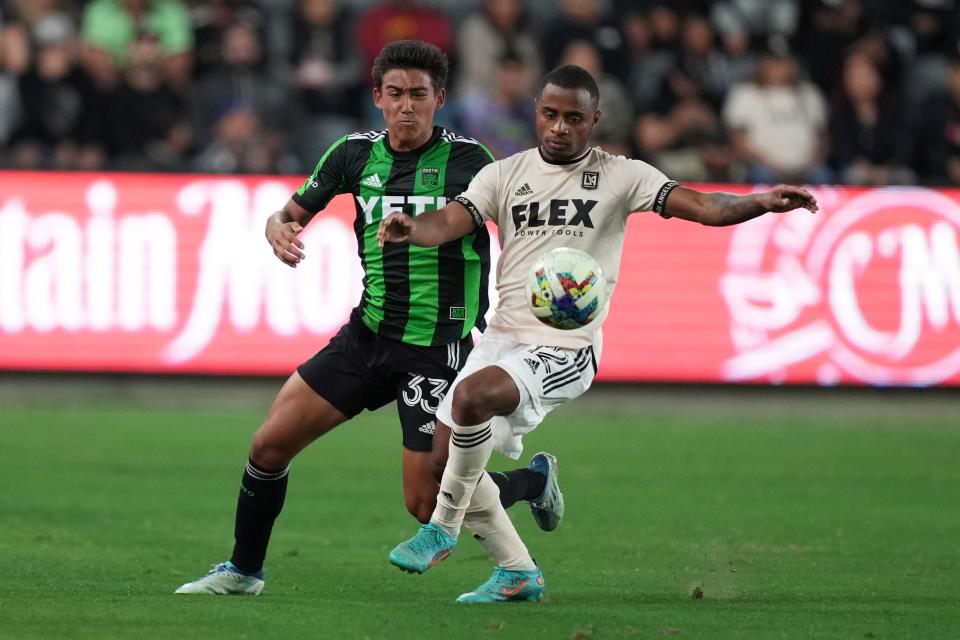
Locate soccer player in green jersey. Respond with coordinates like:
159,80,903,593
174,41,562,596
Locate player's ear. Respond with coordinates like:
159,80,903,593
372,86,383,109
593,110,602,126
435,87,446,109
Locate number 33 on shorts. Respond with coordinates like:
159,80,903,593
403,375,450,414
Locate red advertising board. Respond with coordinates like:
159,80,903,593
1,172,958,386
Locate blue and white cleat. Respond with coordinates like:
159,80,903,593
528,451,564,532
456,566,545,603
174,561,264,595
389,523,457,574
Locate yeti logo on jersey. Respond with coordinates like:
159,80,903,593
581,171,599,190
511,199,597,237
449,306,466,320
420,167,440,189
356,195,448,223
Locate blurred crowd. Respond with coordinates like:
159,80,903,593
2,0,960,185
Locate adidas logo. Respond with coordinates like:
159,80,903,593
524,357,541,374
514,182,533,197
418,420,436,435
361,174,383,188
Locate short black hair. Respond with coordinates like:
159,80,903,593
537,65,600,108
371,40,449,93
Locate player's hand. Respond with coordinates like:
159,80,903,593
761,185,819,214
265,216,305,268
378,211,415,247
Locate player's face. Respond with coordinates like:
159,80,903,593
374,68,445,151
535,84,600,162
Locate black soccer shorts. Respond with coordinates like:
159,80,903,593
297,315,472,452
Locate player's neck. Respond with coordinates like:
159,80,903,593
386,127,436,154
537,145,592,165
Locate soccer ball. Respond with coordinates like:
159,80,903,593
526,247,606,330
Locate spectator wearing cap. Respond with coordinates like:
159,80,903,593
722,38,832,183
829,51,914,184
9,12,104,169
80,0,193,91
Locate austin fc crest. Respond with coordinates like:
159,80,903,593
581,171,599,190
421,167,440,189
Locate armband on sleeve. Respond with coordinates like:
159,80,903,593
455,196,484,227
653,181,679,218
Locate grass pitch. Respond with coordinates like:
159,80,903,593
1,380,958,639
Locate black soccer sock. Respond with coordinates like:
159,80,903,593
488,469,547,509
230,458,289,575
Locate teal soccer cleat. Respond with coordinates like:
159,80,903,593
456,566,545,603
389,523,457,574
528,451,564,532
174,561,264,595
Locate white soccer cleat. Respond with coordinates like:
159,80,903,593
528,452,565,532
174,562,264,595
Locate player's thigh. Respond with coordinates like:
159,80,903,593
251,372,350,467
252,323,392,466
448,365,522,425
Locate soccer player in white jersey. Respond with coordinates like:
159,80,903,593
377,65,819,603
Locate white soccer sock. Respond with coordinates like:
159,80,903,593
431,419,494,538
465,473,536,571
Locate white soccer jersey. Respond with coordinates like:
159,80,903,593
455,146,675,349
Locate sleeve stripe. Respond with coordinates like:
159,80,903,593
653,180,679,218
454,196,484,227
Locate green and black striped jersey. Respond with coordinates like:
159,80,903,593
292,126,493,346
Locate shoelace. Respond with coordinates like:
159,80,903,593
483,567,516,590
407,526,445,555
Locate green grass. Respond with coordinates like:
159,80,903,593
1,384,958,639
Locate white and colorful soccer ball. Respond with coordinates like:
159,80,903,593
526,247,606,330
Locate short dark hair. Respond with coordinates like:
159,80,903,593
537,65,600,107
371,40,449,93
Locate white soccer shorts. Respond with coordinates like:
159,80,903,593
436,336,601,459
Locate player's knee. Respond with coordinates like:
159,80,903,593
450,382,491,426
249,427,292,471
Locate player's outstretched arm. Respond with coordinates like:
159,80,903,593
266,199,313,268
661,185,818,227
378,201,477,248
